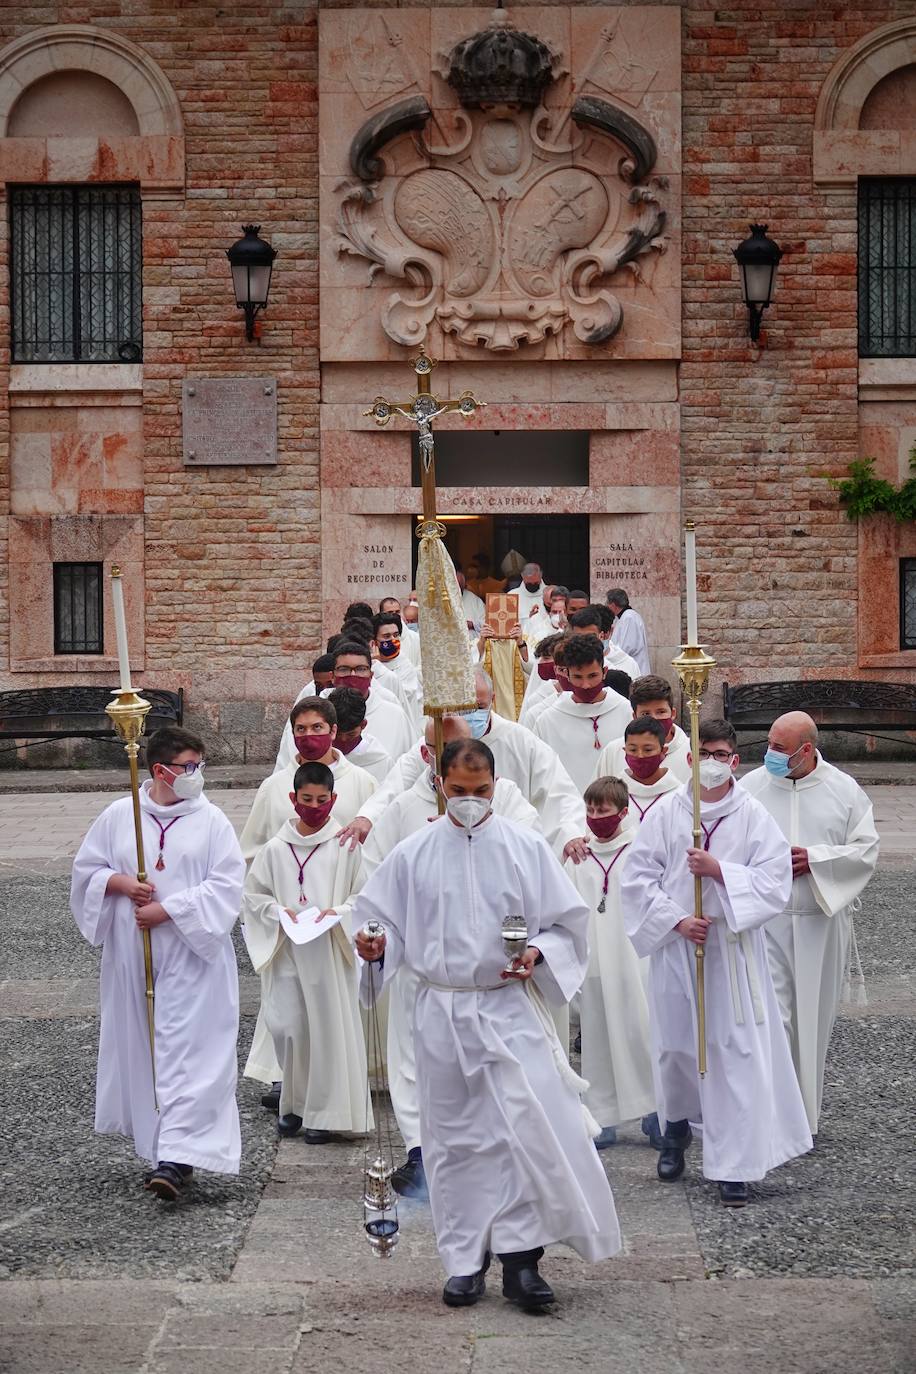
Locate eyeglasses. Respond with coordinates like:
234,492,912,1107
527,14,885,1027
162,761,206,776
334,665,371,677
698,749,733,763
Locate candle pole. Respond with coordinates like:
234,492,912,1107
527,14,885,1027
672,524,715,1078
106,568,157,1107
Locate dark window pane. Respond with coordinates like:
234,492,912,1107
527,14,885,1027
902,559,916,650
10,185,142,363
859,179,916,358
53,563,104,655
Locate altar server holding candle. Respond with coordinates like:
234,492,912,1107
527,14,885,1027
70,726,245,1200
621,717,812,1208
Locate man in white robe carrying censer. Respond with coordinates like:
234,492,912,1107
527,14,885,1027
355,739,620,1310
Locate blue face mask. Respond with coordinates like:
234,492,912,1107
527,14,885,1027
462,708,490,740
764,745,803,777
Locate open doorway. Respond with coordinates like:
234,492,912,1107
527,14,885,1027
409,428,592,593
411,513,590,595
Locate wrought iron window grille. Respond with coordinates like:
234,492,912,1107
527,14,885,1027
10,185,142,364
858,178,916,358
901,558,916,651
53,562,104,655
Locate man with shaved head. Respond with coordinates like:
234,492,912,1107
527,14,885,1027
742,711,879,1135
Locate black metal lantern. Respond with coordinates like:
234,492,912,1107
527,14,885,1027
733,224,782,343
226,225,277,342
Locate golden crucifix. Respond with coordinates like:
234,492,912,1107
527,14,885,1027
364,352,485,528
365,352,484,812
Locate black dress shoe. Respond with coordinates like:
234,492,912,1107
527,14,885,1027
391,1148,428,1199
145,1162,185,1201
657,1120,692,1182
303,1128,333,1144
277,1113,303,1137
502,1265,555,1310
442,1252,490,1307
261,1082,281,1113
718,1180,749,1208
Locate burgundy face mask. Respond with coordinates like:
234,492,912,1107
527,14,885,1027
537,662,556,681
555,672,572,692
294,798,335,828
336,733,361,755
586,813,623,841
335,673,371,698
639,713,674,740
625,752,663,780
572,682,604,704
294,731,333,762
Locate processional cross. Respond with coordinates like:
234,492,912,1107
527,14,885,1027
365,352,486,813
364,353,485,530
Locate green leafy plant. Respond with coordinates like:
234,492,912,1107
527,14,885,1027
829,445,916,522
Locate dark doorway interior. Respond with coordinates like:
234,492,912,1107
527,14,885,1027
493,514,590,595
411,430,589,487
410,513,590,597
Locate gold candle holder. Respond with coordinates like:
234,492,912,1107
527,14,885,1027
672,643,717,1078
106,687,157,1107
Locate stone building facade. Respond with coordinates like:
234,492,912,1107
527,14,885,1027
0,1,913,763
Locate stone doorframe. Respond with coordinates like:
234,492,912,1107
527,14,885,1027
319,387,683,676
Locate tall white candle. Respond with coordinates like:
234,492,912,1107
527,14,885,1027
110,567,132,691
685,523,699,646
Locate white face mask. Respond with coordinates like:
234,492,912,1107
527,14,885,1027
445,795,491,830
698,758,733,790
163,766,205,800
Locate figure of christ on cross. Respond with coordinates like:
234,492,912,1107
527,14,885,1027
365,353,485,798
365,352,484,527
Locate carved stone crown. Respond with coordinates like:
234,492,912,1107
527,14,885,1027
446,16,555,110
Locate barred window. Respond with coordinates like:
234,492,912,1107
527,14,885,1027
902,559,916,651
10,185,142,364
858,179,916,358
53,563,104,655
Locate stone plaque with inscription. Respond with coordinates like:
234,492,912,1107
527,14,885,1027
182,378,277,466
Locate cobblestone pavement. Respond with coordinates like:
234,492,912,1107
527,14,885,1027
0,785,913,1372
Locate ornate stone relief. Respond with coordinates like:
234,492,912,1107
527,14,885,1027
336,14,667,353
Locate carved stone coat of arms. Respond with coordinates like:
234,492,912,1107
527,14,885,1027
335,13,669,353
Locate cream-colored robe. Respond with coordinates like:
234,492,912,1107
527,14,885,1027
741,757,879,1132
243,817,368,1131
564,820,655,1126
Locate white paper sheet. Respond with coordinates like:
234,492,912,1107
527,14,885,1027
278,903,342,946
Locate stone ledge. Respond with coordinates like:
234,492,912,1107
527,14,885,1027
9,363,143,400
859,358,916,401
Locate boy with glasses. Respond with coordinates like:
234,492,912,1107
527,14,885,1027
621,718,812,1208
70,727,245,1201
275,641,414,774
